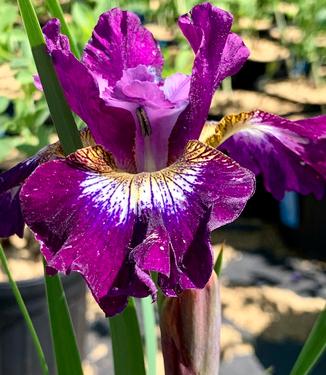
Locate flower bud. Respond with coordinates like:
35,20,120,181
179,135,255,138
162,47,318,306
160,273,221,375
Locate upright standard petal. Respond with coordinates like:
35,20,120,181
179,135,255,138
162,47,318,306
82,8,163,87
169,3,249,161
205,111,326,199
107,67,190,171
42,19,136,171
21,142,254,315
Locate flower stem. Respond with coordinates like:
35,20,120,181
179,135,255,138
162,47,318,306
0,244,49,375
141,296,157,375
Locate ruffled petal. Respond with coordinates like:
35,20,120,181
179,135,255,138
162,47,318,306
21,141,254,314
0,188,25,238
0,157,39,195
43,19,70,53
0,131,93,238
112,65,171,109
82,8,163,87
42,19,136,171
169,3,249,161
106,67,190,171
21,147,138,315
0,142,62,238
205,111,326,199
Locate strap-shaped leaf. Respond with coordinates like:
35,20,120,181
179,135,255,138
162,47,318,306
109,299,146,375
0,244,49,375
141,296,157,375
17,1,83,374
17,0,82,155
290,307,326,375
44,267,83,375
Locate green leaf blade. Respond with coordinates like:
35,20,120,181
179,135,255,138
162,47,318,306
141,296,157,375
0,245,49,375
17,0,44,47
109,298,146,375
44,269,83,375
17,0,82,155
290,307,326,375
17,1,84,374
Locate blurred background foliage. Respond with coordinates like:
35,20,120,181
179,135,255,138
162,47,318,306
0,0,325,164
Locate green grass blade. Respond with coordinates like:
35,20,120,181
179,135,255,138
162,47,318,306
214,244,224,277
0,245,49,375
45,0,80,58
141,296,157,375
17,0,82,155
44,263,83,375
109,298,146,375
17,0,44,47
290,306,326,375
17,1,83,373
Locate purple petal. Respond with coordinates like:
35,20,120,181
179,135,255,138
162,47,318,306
163,73,191,103
0,157,38,238
41,19,137,171
0,157,39,195
54,53,136,171
169,3,249,161
21,150,138,315
0,142,63,238
112,65,172,109
0,188,25,238
106,68,190,171
21,141,254,314
82,8,163,87
43,19,70,53
215,111,326,199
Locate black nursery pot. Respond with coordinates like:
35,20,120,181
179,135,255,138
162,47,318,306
0,272,86,375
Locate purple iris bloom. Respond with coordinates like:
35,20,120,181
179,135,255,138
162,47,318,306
0,143,63,238
1,3,325,316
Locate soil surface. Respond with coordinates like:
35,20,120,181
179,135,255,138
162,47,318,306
263,79,326,105
209,89,303,117
269,26,304,44
1,220,325,375
243,38,290,63
0,64,22,100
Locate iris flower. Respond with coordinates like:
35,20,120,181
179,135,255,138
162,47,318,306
1,3,325,315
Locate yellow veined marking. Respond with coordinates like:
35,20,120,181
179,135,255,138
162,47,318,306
204,111,254,147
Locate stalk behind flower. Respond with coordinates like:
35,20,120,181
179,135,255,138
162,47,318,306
160,273,221,375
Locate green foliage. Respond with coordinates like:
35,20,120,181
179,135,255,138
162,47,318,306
290,307,326,375
44,271,83,375
141,297,157,375
109,299,146,375
0,244,49,375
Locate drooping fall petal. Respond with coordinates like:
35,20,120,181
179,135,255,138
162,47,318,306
21,141,254,315
0,143,63,238
204,111,326,199
0,157,38,237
